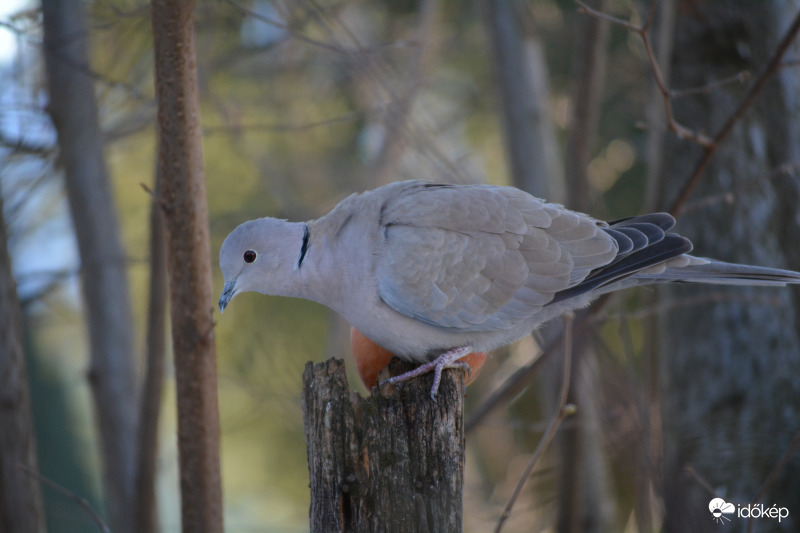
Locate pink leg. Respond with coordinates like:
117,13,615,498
381,346,473,400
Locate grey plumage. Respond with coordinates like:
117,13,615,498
218,180,800,391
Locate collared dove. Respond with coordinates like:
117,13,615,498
218,180,800,398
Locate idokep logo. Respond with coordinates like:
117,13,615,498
709,498,735,524
709,497,790,525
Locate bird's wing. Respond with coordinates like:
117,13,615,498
548,214,693,303
374,182,620,331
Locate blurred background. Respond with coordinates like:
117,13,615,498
2,0,800,532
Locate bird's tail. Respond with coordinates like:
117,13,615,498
635,257,800,286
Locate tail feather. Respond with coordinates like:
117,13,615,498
635,258,800,286
547,210,800,306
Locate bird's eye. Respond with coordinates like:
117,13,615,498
243,250,257,263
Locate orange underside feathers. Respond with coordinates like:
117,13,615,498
350,326,487,390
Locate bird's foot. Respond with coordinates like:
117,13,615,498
380,346,473,400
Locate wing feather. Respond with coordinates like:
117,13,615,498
548,215,691,304
375,182,618,331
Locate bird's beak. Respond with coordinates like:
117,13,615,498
219,280,238,313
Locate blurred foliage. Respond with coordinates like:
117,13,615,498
0,0,675,531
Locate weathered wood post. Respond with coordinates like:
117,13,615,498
302,358,466,532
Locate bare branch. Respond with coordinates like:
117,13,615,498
671,70,751,98
683,466,720,497
576,1,638,31
466,294,610,435
494,313,577,533
576,1,800,216
0,134,54,156
577,0,715,148
747,429,800,533
203,110,363,135
680,160,800,214
668,9,800,215
139,182,170,215
640,0,659,33
297,0,471,184
222,0,347,54
20,465,110,533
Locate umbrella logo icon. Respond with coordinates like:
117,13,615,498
709,498,736,524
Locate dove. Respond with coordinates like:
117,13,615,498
218,180,800,399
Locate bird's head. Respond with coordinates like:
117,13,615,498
218,217,302,313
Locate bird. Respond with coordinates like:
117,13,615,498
218,180,800,399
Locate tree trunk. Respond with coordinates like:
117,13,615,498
564,0,609,214
560,3,614,530
135,166,168,533
151,1,224,531
482,0,564,202
41,2,138,531
659,3,800,532
0,193,46,533
303,358,465,532
555,341,614,533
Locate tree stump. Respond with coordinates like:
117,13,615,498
302,358,466,533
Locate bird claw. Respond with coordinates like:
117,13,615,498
380,346,473,400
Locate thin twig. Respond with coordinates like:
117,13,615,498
203,110,363,135
19,465,111,533
747,429,800,533
466,294,609,435
303,0,470,183
671,71,751,98
578,0,800,214
494,313,578,533
576,1,638,31
576,0,714,148
140,182,170,214
223,0,347,54
680,159,800,214
683,465,719,497
668,9,800,216
0,131,54,156
640,0,658,33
